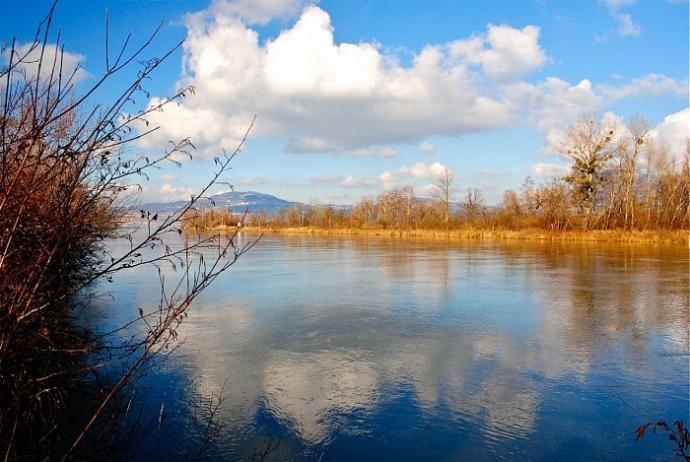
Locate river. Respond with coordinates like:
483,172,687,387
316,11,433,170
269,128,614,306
88,233,689,461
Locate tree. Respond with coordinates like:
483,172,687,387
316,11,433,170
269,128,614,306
599,115,651,229
377,186,415,229
0,6,256,459
496,189,523,229
350,196,375,228
618,115,651,229
460,187,485,225
555,113,621,229
431,167,458,223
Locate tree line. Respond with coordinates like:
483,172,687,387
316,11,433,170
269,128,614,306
188,113,689,234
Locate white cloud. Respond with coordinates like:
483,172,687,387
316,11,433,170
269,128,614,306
1,43,90,85
419,142,437,156
506,74,686,154
600,0,641,37
397,162,449,180
340,175,376,187
449,24,548,81
263,6,382,97
378,171,396,190
508,78,603,147
652,108,690,160
205,0,313,25
135,3,683,164
140,183,198,203
138,6,541,156
615,13,641,37
530,163,570,178
598,73,688,100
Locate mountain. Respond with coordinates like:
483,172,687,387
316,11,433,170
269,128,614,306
140,191,299,215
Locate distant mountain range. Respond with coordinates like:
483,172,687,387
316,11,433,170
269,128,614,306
140,191,300,215
139,190,471,216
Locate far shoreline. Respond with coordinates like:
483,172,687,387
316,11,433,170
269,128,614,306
187,225,690,245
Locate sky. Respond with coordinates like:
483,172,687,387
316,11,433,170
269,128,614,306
2,0,688,205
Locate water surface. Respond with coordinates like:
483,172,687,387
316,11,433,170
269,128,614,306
92,234,689,461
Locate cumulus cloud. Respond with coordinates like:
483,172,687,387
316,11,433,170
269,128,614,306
140,183,198,203
134,1,683,164
397,162,448,180
505,73,686,152
375,162,452,193
378,171,396,190
598,73,688,100
652,108,690,160
508,78,603,147
449,24,547,81
206,0,314,25
137,5,549,156
1,43,90,85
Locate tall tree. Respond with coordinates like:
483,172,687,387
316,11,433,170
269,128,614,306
431,167,458,223
616,115,651,229
554,113,621,229
460,187,485,224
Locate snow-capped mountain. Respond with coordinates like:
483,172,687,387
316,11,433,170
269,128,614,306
140,191,298,215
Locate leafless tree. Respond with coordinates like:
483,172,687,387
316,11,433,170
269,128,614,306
431,167,458,223
460,187,485,225
0,5,258,460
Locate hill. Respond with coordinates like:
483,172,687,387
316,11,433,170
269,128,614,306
140,191,299,215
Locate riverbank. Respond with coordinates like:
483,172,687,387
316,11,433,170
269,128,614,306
193,225,689,244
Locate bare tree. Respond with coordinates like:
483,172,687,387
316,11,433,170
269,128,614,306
460,187,485,225
601,115,652,229
350,196,375,228
431,167,458,223
0,6,258,460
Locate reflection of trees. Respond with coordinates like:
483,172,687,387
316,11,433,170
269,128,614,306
504,242,689,358
124,236,688,456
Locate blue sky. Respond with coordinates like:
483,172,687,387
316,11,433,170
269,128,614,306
2,0,688,205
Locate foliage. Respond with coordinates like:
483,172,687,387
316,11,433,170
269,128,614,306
1,5,257,460
555,113,619,228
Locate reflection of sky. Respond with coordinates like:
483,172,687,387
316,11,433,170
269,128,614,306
99,235,690,460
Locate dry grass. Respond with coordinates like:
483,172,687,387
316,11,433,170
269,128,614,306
222,226,689,244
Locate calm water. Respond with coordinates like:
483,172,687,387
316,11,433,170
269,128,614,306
90,234,689,461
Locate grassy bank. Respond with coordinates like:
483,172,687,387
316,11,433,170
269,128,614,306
195,225,689,244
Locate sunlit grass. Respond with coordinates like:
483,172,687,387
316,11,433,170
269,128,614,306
224,225,689,244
